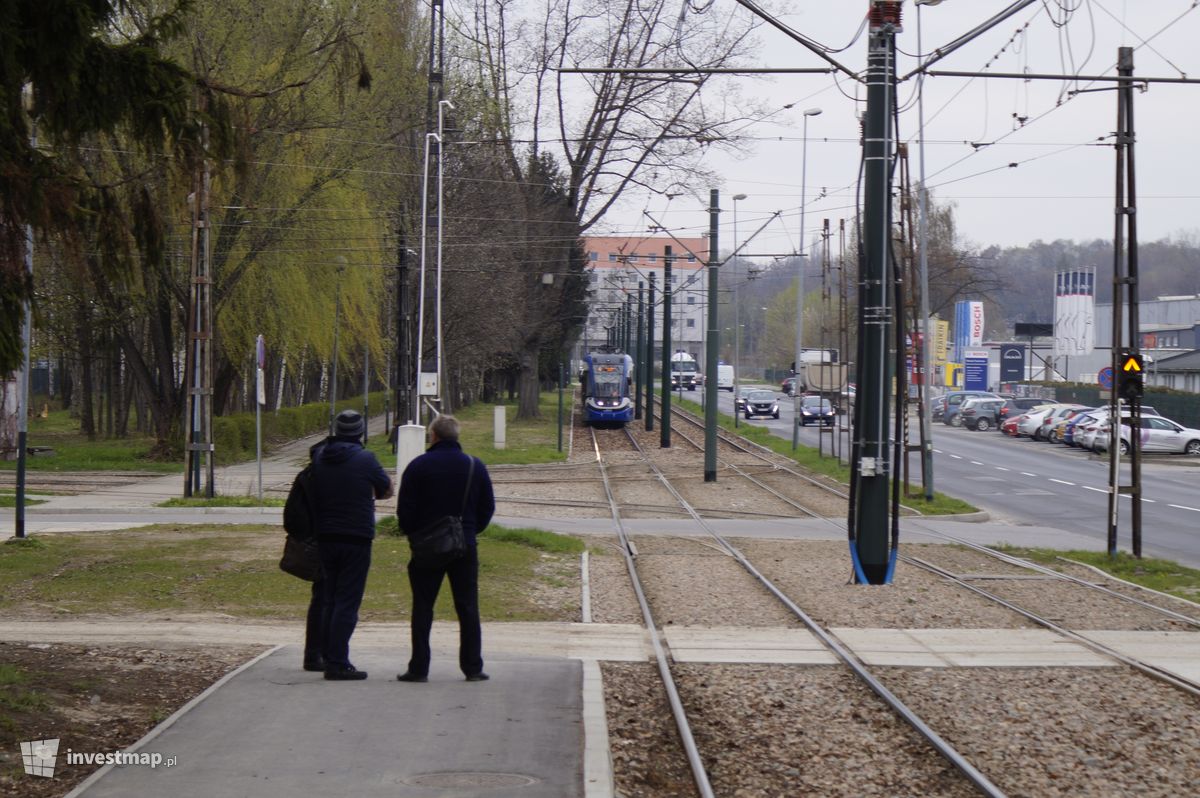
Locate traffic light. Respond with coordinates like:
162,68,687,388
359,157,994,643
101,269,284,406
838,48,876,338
1117,349,1145,401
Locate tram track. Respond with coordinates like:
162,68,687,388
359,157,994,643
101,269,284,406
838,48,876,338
591,424,1006,798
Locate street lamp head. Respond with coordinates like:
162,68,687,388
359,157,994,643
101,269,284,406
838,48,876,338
732,193,747,201
439,99,455,110
803,107,823,117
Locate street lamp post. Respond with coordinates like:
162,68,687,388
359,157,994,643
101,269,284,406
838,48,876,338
732,193,746,427
329,255,347,433
915,0,941,501
794,107,822,449
435,99,453,401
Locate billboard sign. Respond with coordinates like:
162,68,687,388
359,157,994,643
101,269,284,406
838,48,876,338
1053,268,1095,356
953,301,985,363
963,349,989,391
999,344,1025,382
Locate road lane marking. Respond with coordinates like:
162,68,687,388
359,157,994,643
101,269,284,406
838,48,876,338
1169,504,1200,513
970,461,984,466
994,466,1010,472
949,454,963,459
1021,472,1037,477
1049,478,1075,486
1082,486,1108,493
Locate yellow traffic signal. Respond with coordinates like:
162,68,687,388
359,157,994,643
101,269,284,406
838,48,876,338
1122,354,1143,373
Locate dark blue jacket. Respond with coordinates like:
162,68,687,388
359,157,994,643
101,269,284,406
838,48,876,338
310,438,392,540
397,440,494,546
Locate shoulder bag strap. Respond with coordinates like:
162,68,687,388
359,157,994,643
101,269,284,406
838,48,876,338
460,455,475,515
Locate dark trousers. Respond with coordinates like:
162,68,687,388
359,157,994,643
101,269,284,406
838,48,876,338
406,547,482,677
304,578,325,664
318,539,372,669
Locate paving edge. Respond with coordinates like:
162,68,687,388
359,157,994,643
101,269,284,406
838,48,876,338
915,510,991,523
61,644,283,798
582,659,614,798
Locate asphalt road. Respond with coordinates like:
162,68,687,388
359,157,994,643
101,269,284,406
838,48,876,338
702,384,1200,568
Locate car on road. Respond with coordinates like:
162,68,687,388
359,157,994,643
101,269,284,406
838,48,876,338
1094,415,1200,455
743,390,781,419
958,397,1007,431
781,376,799,396
734,386,756,414
798,395,835,426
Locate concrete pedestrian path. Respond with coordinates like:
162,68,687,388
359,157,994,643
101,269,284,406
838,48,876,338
67,646,590,798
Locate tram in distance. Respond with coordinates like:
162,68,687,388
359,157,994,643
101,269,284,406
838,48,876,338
581,352,635,426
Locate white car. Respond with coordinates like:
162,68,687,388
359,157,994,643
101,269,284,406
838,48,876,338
1016,406,1062,439
1096,416,1200,456
1079,406,1161,452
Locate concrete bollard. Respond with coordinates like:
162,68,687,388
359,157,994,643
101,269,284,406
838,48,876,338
395,424,426,486
494,406,506,449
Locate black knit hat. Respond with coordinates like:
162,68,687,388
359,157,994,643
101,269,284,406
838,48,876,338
334,409,365,439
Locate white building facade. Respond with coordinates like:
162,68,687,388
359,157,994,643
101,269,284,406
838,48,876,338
578,235,709,367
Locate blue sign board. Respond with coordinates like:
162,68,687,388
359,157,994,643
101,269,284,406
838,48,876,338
963,350,989,391
999,344,1025,382
1098,366,1114,389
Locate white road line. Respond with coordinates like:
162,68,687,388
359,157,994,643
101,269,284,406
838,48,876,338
1049,478,1075,486
932,449,943,454
1169,504,1200,513
949,454,963,460
1021,472,1037,477
995,466,1010,472
1082,486,1108,493
970,461,984,466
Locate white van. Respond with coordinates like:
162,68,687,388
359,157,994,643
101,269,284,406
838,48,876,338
716,364,734,391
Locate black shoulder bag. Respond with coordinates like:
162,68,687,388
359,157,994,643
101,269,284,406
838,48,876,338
279,464,322,581
408,457,474,569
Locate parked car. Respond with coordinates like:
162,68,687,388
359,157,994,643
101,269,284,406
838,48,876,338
1041,406,1092,443
1016,406,1060,438
1001,414,1022,436
959,397,1007,431
1000,397,1053,424
744,390,781,419
798,395,836,426
1078,406,1161,451
1095,415,1200,455
934,391,1002,425
781,376,799,396
1062,412,1100,447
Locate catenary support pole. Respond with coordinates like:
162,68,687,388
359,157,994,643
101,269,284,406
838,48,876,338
661,247,672,448
646,273,656,432
636,282,645,420
704,190,720,482
851,4,898,585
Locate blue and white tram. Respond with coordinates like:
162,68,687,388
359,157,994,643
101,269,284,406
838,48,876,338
582,352,635,426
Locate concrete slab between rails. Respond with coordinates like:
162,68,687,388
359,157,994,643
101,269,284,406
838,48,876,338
1081,630,1200,682
663,626,838,665
832,628,1115,668
0,620,650,663
68,645,586,798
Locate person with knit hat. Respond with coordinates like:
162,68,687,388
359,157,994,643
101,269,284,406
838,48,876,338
308,409,393,680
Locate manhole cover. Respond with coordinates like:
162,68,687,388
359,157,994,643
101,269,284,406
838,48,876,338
403,772,540,789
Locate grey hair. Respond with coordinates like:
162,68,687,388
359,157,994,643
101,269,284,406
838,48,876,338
429,414,460,442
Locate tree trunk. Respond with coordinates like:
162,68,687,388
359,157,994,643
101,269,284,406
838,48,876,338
516,341,541,420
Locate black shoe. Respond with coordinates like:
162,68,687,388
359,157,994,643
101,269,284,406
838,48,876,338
324,666,368,681
303,658,326,672
465,672,490,682
396,672,428,683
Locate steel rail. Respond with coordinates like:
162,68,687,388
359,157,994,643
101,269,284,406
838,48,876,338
589,426,716,798
618,426,1007,798
903,555,1200,700
908,524,1200,629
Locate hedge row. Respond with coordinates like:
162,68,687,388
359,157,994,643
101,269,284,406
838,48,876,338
213,392,389,462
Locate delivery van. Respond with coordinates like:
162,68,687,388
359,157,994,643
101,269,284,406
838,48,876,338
716,364,734,391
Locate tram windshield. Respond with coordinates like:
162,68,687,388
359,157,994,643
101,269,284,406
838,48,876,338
591,370,622,398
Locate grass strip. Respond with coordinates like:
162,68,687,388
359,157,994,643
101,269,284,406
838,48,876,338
0,523,584,623
158,497,286,508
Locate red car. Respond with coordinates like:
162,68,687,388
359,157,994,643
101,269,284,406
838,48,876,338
1001,414,1023,436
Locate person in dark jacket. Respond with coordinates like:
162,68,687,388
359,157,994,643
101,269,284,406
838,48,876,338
311,409,393,680
395,414,495,682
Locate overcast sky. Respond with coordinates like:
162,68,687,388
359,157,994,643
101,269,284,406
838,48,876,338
597,1,1200,263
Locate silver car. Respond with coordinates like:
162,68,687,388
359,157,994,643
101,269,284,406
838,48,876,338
1096,415,1200,456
